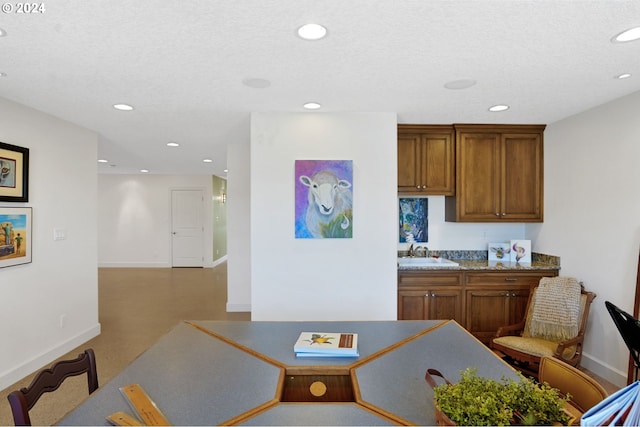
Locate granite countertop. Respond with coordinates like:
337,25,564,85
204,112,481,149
397,250,560,271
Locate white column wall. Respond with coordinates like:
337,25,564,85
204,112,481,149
250,112,398,320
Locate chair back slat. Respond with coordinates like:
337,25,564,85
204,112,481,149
7,349,98,426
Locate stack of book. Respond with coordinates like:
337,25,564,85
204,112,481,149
581,381,640,426
293,332,359,358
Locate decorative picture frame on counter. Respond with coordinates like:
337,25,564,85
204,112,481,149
0,141,30,202
488,242,511,261
0,206,33,268
510,239,532,264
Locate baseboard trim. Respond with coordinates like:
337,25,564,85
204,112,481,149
226,303,251,312
99,257,228,268
211,255,227,268
0,323,101,391
98,262,172,268
581,352,628,388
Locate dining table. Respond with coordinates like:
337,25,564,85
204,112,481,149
59,319,519,426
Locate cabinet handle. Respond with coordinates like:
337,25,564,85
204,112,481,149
505,292,510,297
502,213,506,216
416,185,421,189
425,293,430,297
495,213,500,216
422,185,427,189
431,292,436,297
511,293,516,297
504,278,517,282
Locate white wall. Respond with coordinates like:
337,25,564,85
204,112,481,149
226,136,252,312
250,112,398,320
398,196,525,251
0,97,99,390
529,90,640,386
97,174,215,267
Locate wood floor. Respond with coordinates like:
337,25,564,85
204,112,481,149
0,264,249,426
0,264,619,425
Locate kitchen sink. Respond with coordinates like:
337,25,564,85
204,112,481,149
397,257,459,267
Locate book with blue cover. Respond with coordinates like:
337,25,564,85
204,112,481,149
581,381,640,426
293,332,359,357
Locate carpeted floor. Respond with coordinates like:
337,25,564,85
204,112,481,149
0,264,250,426
0,264,619,426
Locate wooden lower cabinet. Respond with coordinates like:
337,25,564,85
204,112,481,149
398,271,463,324
398,269,558,344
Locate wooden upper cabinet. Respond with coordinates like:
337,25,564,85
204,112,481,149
445,124,545,222
398,125,454,195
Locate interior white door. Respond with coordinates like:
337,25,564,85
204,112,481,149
171,189,204,267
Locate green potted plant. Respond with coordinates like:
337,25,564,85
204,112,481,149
430,368,571,426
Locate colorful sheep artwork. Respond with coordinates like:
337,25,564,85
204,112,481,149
295,160,353,239
399,198,428,243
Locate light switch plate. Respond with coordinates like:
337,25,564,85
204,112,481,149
53,228,66,241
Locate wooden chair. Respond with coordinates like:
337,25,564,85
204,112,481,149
538,356,608,421
605,300,640,383
491,283,596,378
7,349,98,426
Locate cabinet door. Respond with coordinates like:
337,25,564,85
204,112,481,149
398,125,454,195
454,131,501,221
398,289,429,320
465,289,510,344
398,133,421,193
420,133,454,195
508,288,531,325
428,289,463,323
501,133,543,221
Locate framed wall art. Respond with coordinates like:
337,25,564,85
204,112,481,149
399,197,428,243
0,141,30,202
295,160,353,239
0,207,32,268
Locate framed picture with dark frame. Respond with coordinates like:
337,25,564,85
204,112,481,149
0,207,32,268
0,141,30,202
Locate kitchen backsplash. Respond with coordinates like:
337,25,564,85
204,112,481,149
398,249,560,266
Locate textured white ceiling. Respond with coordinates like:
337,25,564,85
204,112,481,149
1,0,639,176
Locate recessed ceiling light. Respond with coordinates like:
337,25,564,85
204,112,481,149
297,23,327,40
223,169,228,173
303,102,322,110
140,169,149,173
444,79,477,90
616,73,632,79
242,78,271,88
98,159,109,163
489,104,510,112
167,142,180,147
203,158,213,163
113,103,134,111
612,26,640,43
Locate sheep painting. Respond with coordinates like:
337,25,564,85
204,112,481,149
295,160,353,239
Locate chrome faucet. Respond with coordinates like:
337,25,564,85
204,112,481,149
409,244,428,258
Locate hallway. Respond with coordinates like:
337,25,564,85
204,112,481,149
0,264,249,426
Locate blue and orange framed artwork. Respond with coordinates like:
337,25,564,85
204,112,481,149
0,207,32,268
295,160,353,239
399,197,427,243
